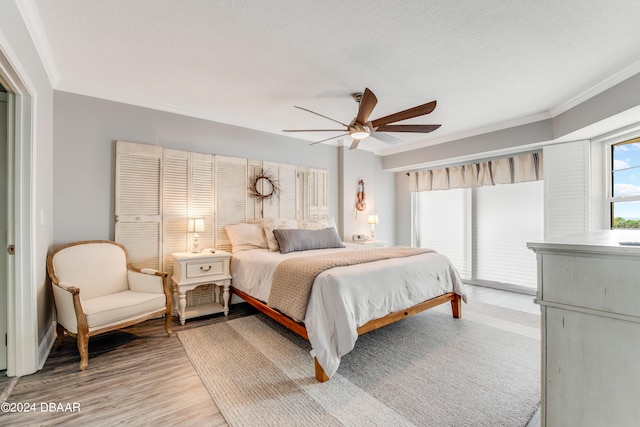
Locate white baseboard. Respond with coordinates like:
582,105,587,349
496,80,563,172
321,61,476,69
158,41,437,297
37,321,57,371
464,279,537,296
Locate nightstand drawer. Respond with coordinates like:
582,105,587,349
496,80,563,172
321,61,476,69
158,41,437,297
186,260,225,278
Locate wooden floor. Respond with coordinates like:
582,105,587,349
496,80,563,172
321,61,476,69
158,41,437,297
0,285,539,426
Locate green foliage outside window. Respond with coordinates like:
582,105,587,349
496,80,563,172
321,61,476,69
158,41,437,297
613,217,640,229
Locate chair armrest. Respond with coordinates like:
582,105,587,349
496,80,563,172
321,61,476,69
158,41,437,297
128,269,166,294
129,265,168,278
51,281,85,334
56,281,80,294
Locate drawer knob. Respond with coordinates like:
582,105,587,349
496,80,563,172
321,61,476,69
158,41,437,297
200,265,212,272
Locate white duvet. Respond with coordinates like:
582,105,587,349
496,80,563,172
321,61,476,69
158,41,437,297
231,244,467,378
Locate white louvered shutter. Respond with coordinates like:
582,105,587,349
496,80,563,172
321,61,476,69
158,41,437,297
261,161,280,220
544,141,590,238
162,148,189,276
319,169,329,218
309,168,319,219
309,168,329,219
215,155,248,251
278,163,298,219
162,150,214,278
115,141,162,269
261,161,298,219
297,167,309,219
190,152,215,250
247,159,263,221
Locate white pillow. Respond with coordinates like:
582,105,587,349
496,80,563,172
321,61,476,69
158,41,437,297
261,218,298,251
298,218,337,230
225,223,268,253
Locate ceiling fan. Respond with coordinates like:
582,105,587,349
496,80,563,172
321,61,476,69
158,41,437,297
283,88,441,150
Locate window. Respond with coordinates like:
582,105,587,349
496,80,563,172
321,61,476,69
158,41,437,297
610,137,640,229
415,188,471,279
414,180,543,290
411,153,543,291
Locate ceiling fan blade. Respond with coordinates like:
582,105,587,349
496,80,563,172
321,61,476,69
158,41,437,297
370,132,405,145
371,100,437,128
349,139,361,150
283,129,345,132
294,106,349,127
355,88,378,125
309,133,350,145
376,124,441,133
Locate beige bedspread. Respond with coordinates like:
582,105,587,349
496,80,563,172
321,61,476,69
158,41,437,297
267,247,434,322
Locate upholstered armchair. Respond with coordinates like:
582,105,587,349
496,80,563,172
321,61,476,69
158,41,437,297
46,240,172,370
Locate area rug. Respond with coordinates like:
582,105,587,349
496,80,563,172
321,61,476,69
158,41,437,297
178,301,540,426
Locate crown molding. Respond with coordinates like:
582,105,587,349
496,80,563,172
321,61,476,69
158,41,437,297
550,58,640,118
56,80,231,122
377,111,551,156
17,0,60,87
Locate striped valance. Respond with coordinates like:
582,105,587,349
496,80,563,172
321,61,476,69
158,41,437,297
409,152,543,192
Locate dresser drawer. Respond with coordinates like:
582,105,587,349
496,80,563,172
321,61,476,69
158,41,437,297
541,253,640,317
186,259,225,278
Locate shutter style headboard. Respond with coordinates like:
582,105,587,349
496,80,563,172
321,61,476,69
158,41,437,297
115,140,328,273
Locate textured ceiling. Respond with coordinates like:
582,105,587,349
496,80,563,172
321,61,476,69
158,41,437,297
23,0,640,154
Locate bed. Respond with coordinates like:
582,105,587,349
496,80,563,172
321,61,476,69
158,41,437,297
226,220,468,382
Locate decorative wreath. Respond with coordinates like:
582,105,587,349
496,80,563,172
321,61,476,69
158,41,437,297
249,168,280,202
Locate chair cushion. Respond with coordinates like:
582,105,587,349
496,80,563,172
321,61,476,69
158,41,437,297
82,291,166,331
52,242,129,300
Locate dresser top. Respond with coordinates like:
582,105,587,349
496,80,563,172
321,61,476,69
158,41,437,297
528,230,640,255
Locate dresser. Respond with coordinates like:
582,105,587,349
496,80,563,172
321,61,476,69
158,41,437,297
527,231,640,427
171,251,232,325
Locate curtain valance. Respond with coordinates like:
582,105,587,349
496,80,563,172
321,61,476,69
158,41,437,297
409,152,543,192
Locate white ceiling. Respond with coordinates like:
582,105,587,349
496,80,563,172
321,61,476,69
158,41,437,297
22,0,640,154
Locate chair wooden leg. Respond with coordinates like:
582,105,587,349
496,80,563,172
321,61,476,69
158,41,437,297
77,329,89,371
55,323,65,349
164,310,173,337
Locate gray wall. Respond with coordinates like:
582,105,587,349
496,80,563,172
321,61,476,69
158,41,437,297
383,120,553,172
338,146,395,244
53,91,345,246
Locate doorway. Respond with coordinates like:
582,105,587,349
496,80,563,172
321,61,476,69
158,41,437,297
0,44,37,377
0,85,6,371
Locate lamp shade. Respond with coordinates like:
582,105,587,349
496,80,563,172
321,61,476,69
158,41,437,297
367,214,379,225
187,218,205,233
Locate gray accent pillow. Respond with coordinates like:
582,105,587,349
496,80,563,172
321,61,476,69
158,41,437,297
273,227,345,254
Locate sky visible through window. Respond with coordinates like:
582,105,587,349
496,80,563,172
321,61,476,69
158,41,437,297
612,140,640,222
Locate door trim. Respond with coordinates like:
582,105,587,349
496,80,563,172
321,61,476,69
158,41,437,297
0,38,38,376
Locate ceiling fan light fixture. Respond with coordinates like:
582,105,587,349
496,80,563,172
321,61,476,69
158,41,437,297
349,123,372,140
350,130,370,139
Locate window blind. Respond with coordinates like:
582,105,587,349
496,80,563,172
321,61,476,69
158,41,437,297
473,180,543,288
416,188,472,279
415,166,544,290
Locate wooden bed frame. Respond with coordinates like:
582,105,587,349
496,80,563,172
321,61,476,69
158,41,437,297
232,287,462,382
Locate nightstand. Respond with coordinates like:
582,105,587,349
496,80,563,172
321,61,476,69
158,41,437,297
171,251,232,325
353,240,388,247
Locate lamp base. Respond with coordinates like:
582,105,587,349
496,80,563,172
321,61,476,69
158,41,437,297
191,234,200,253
